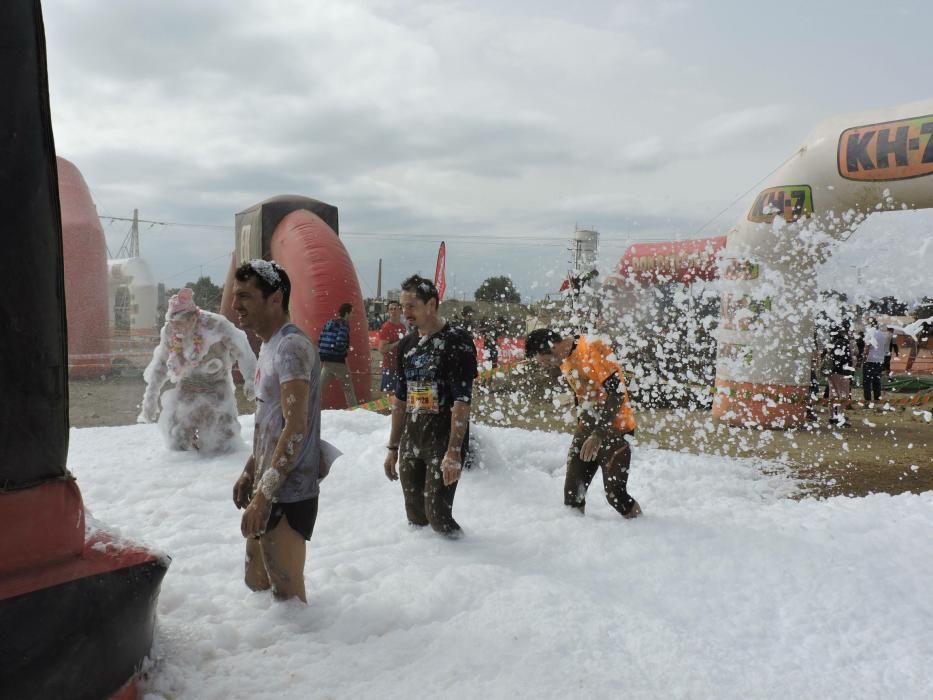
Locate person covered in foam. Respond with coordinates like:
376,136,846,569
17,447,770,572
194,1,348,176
139,287,256,453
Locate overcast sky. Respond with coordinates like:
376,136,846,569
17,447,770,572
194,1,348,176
43,0,932,302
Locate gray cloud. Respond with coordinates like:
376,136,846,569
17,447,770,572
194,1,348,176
43,0,933,300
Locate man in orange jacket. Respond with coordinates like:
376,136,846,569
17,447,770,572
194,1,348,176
525,329,642,519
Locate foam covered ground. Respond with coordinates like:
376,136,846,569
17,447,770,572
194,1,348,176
67,411,933,699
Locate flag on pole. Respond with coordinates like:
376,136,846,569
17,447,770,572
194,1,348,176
434,241,447,301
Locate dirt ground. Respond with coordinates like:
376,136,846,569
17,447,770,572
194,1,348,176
470,376,933,500
69,357,932,500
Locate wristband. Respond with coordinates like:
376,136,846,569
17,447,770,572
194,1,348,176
386,445,399,451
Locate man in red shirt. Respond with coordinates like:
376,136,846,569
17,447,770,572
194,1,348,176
378,300,408,397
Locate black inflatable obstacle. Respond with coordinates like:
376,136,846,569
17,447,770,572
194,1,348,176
0,3,169,699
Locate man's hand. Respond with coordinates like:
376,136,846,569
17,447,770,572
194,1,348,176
233,472,253,509
580,433,603,462
137,399,158,423
243,382,256,402
441,449,462,486
384,449,399,481
241,491,272,538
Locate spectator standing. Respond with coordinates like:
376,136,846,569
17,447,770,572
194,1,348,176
378,300,408,397
480,316,499,368
827,317,855,426
883,325,900,377
459,306,476,334
318,303,357,408
861,317,889,403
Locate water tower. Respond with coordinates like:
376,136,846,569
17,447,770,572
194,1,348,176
572,227,599,274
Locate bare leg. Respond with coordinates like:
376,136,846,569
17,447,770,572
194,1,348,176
244,536,271,592
260,517,308,602
338,365,358,407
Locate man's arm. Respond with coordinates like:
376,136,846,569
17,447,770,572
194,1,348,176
579,373,627,462
339,321,351,355
592,374,627,436
384,336,409,481
383,399,406,481
440,400,471,486
241,379,310,537
223,322,258,399
377,323,398,356
440,332,477,485
138,336,170,422
233,454,256,509
378,337,401,355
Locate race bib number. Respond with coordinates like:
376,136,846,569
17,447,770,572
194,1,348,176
407,381,440,414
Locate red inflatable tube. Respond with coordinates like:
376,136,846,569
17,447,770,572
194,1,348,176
58,156,111,377
220,211,372,409
270,209,371,409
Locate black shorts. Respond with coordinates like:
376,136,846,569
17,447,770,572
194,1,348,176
266,497,319,541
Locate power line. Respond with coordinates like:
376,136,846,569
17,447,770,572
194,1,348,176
161,252,234,282
96,214,684,257
96,214,571,245
99,215,229,231
687,147,804,239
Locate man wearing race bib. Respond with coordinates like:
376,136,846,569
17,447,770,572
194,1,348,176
525,328,642,520
383,275,477,536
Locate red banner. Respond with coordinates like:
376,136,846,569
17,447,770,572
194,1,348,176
434,241,447,301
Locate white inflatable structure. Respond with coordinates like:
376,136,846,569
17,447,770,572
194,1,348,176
713,98,933,428
108,257,159,333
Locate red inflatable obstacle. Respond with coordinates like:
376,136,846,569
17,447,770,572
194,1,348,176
0,481,168,700
58,156,111,377
221,195,372,409
0,4,168,698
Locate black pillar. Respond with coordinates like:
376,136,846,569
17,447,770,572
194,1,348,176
0,0,69,490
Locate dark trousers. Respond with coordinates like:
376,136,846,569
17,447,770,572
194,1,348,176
565,429,637,516
398,414,463,534
863,362,882,401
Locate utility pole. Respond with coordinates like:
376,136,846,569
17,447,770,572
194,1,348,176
376,258,383,299
116,208,141,259
130,208,140,258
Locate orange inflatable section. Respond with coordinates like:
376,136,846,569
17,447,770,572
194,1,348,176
58,157,111,377
711,379,808,429
270,209,371,409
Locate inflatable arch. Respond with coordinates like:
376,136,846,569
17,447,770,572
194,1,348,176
1,4,168,698
602,100,933,428
713,98,933,428
220,196,372,409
